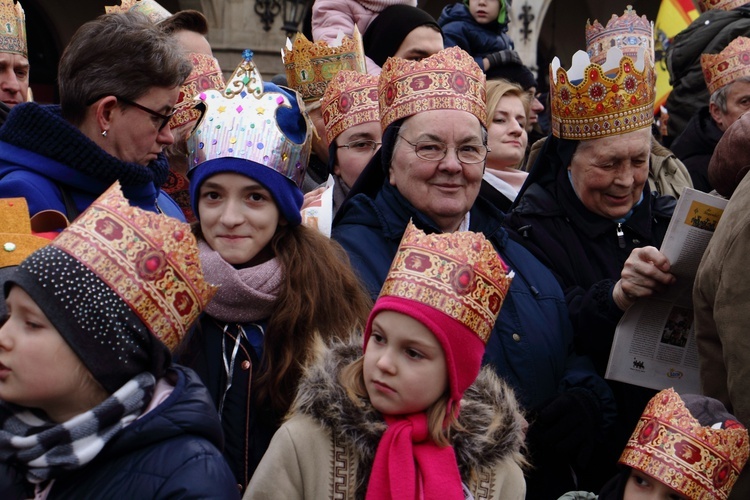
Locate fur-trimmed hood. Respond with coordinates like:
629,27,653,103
289,337,527,495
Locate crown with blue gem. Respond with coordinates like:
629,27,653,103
187,50,312,188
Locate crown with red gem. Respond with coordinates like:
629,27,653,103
169,52,225,130
701,37,750,94
50,182,217,350
549,46,655,140
0,0,26,58
698,0,749,13
321,70,379,146
282,28,366,103
379,221,513,344
105,0,171,23
378,46,486,131
585,6,653,66
620,388,749,500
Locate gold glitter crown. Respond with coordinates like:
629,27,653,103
550,46,655,140
379,221,513,344
0,198,59,268
50,183,217,350
698,0,748,12
620,388,749,500
701,37,750,94
585,6,653,66
105,0,171,23
321,70,379,145
169,52,225,130
378,46,486,131
0,0,26,58
282,28,366,103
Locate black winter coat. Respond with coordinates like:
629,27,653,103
670,106,724,193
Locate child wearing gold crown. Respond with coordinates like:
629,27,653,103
245,222,526,500
0,184,238,499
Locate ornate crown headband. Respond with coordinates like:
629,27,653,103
0,0,26,58
105,0,171,23
378,46,487,131
169,52,225,130
379,221,513,343
549,46,655,140
701,36,750,94
187,50,312,188
321,70,379,145
282,28,366,103
698,0,748,12
620,388,749,500
585,6,653,66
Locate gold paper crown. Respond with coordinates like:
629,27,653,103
282,28,366,103
585,6,654,66
169,52,225,130
698,0,748,12
188,50,312,188
550,47,655,140
105,0,171,23
378,46,487,131
379,221,513,344
50,183,217,350
701,37,750,94
620,388,749,500
321,70,379,145
0,0,26,58
0,198,61,268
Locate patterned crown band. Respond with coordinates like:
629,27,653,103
282,28,366,103
550,47,655,140
0,0,26,58
698,0,748,12
620,388,749,500
321,70,379,145
187,50,312,188
379,221,513,343
50,183,217,350
169,52,225,130
105,0,172,23
378,46,487,131
585,6,653,66
701,37,750,94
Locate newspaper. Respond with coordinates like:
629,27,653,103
605,187,728,393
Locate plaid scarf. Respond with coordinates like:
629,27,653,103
0,372,156,484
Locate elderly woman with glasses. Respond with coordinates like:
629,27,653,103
332,47,616,499
0,12,191,222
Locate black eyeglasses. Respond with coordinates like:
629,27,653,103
116,96,175,131
398,135,489,164
337,139,382,153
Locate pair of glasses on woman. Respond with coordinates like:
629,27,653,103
398,136,490,164
116,96,175,131
337,140,382,153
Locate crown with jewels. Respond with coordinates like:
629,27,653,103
0,0,26,58
701,37,750,94
105,0,171,23
620,388,749,500
169,52,225,130
50,182,217,350
379,46,486,131
585,6,653,66
282,28,366,103
0,198,63,269
549,46,655,140
321,70,379,145
379,221,513,344
698,0,749,12
187,50,312,188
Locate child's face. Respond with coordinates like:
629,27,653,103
0,287,99,422
469,0,501,25
198,172,281,266
363,310,448,416
624,470,688,500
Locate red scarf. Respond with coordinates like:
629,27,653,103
366,413,464,500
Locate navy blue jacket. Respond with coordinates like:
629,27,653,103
438,3,513,69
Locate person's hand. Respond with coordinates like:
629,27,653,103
613,246,675,310
301,186,327,211
485,49,522,69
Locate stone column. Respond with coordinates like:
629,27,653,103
508,0,552,78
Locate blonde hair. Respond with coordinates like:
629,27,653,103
485,79,531,129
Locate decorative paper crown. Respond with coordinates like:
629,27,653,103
620,388,749,500
188,50,312,188
321,70,379,145
698,0,749,12
379,221,513,343
585,6,654,66
105,0,171,23
701,37,750,94
0,0,26,58
50,182,216,350
550,47,655,140
169,52,225,130
282,28,366,103
0,198,63,268
378,46,486,131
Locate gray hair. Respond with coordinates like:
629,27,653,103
709,75,750,114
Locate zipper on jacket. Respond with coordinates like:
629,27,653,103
616,223,625,249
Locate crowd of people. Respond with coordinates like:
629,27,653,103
0,0,750,499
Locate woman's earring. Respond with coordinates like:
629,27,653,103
101,130,108,137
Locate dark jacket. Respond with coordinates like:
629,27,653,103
0,103,183,221
438,3,513,70
670,106,724,193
